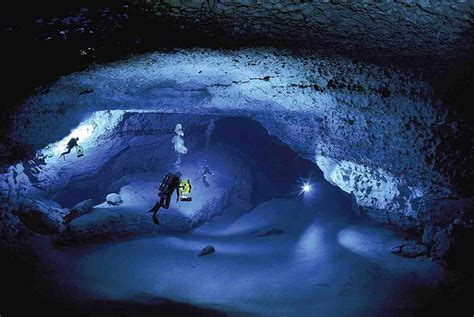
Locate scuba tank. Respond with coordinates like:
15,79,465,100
159,173,174,193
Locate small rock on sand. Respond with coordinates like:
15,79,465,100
199,245,215,257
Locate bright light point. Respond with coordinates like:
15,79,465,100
299,181,313,195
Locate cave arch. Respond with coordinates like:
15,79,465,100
7,48,457,229
44,114,325,209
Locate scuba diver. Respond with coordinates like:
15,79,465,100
198,161,213,187
60,137,82,160
172,123,188,170
147,172,182,225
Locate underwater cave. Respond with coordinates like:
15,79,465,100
1,1,473,316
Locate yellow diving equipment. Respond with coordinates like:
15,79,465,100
179,179,192,201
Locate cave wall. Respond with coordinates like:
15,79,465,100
1,110,263,240
8,48,470,229
22,111,212,201
52,112,213,206
2,1,472,172
136,0,474,66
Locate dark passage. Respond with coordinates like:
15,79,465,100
212,117,325,205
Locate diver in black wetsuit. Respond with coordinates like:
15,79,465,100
60,137,80,160
147,172,181,225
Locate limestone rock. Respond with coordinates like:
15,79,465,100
14,199,64,234
390,242,428,258
0,163,36,212
431,228,453,261
8,48,471,232
64,199,94,223
422,225,441,246
106,193,123,206
199,245,215,257
418,198,474,227
139,1,473,65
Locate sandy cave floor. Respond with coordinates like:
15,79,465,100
28,184,448,316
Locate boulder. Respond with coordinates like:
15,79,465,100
198,245,215,257
64,199,94,223
14,199,64,234
106,193,123,206
428,223,474,271
258,228,285,237
431,228,453,261
0,163,37,212
422,225,441,246
390,242,428,258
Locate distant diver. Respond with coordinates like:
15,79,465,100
147,172,182,225
198,161,213,187
59,137,83,160
172,124,188,170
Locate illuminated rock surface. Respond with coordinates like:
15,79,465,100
7,49,469,230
